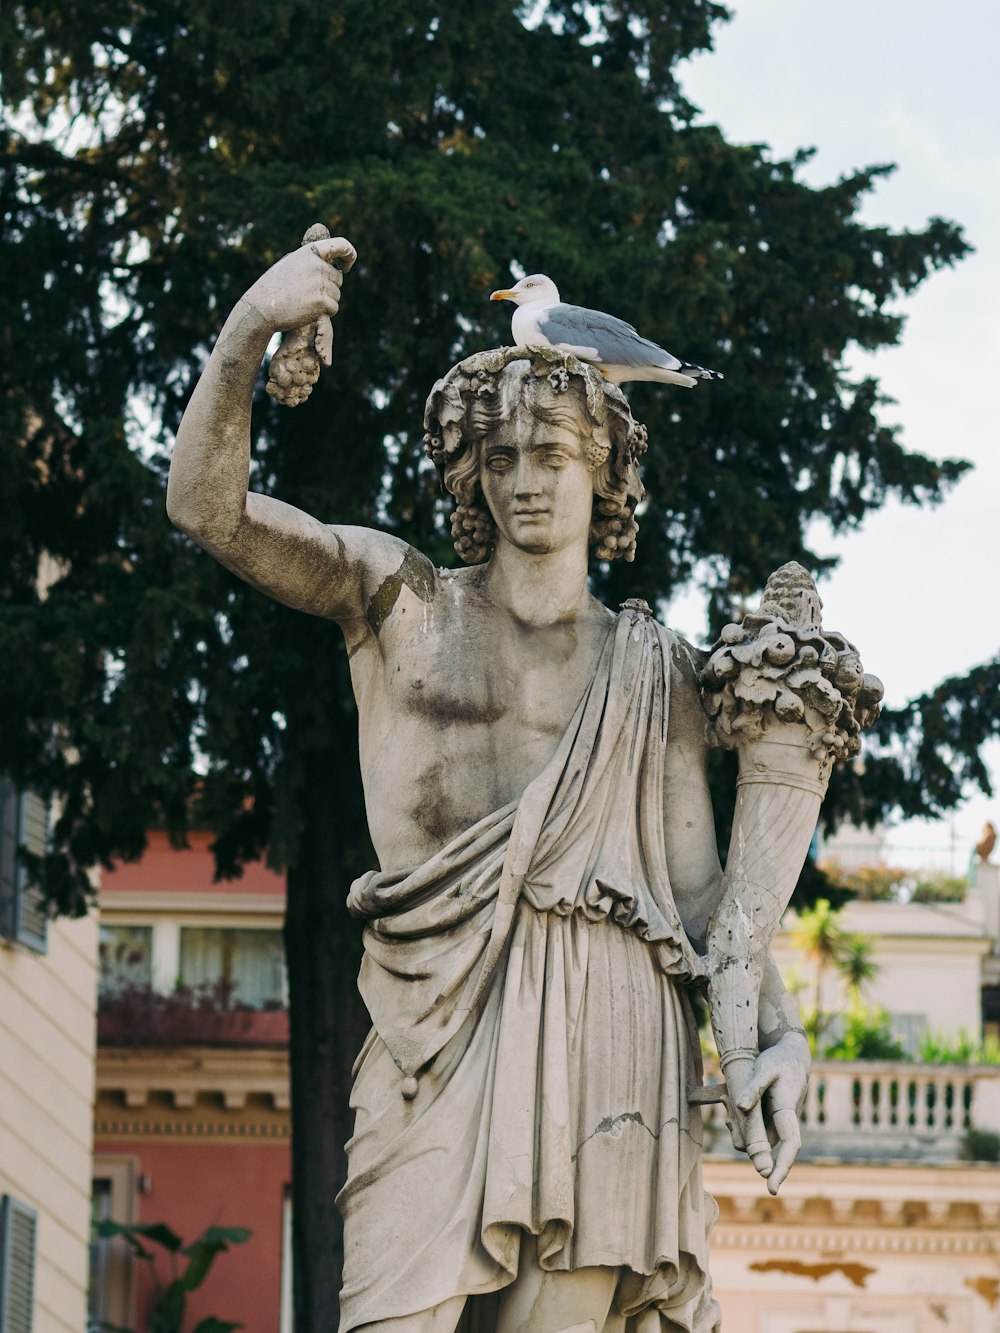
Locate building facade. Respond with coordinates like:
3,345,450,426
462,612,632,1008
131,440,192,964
93,829,291,1332
92,834,1000,1332
1,783,99,1333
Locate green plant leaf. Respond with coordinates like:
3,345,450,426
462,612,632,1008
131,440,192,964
132,1222,185,1252
180,1227,253,1291
94,1218,184,1257
151,1282,187,1333
184,1226,254,1250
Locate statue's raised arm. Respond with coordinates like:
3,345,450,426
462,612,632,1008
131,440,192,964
167,235,413,626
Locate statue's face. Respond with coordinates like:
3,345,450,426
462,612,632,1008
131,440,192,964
479,401,595,557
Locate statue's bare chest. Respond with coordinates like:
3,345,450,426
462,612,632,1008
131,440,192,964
370,578,611,741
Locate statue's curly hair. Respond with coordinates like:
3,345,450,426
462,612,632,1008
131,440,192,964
423,346,648,564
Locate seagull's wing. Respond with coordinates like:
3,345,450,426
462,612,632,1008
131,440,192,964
538,303,683,371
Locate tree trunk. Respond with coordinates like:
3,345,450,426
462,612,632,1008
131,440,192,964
285,733,369,1332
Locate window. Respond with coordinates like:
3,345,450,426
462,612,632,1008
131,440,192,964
280,1188,292,1333
98,926,153,996
0,783,48,954
87,1180,113,1331
0,1195,37,1333
87,1159,136,1331
179,927,286,1009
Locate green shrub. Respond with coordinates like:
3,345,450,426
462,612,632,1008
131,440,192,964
963,1128,1000,1163
823,1004,909,1061
918,1028,1000,1065
910,872,968,903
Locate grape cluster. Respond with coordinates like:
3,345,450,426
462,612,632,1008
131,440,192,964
266,326,322,407
450,505,497,564
591,498,639,562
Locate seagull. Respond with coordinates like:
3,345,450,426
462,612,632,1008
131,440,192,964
490,273,722,388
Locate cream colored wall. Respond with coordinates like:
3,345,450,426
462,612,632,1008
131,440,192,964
705,1160,1000,1333
0,912,99,1333
775,899,990,1038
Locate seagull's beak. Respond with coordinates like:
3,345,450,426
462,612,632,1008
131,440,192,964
490,288,517,302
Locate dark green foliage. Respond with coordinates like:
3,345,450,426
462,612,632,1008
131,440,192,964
828,656,1000,829
93,1220,250,1333
0,0,982,911
2,0,997,1321
962,1128,1000,1163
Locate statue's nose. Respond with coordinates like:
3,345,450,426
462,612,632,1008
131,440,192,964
514,461,543,496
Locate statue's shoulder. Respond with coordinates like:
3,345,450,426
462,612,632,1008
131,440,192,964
611,598,709,718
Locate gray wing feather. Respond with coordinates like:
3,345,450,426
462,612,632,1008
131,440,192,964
539,303,682,370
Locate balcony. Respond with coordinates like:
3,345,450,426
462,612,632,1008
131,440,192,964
704,1059,1000,1163
97,983,289,1048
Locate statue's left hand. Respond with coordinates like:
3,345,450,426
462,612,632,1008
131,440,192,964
728,1031,810,1195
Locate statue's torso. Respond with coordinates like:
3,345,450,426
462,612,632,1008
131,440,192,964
349,566,615,871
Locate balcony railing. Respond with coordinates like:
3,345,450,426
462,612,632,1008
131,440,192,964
703,1060,1000,1162
97,982,289,1047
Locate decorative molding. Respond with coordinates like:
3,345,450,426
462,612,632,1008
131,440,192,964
711,1224,998,1257
704,1159,1000,1239
99,890,285,917
94,1099,291,1142
711,1192,999,1232
96,1045,291,1128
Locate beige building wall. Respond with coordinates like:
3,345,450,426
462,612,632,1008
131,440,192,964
705,1160,1000,1333
775,899,991,1040
1,912,99,1333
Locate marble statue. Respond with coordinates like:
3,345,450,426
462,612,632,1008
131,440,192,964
167,236,879,1333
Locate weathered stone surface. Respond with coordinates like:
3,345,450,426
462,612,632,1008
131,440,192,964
166,240,863,1332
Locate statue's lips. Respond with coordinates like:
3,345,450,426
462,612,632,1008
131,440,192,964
514,508,549,517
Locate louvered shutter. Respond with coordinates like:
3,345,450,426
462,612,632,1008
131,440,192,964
0,784,48,954
0,1196,37,1333
14,793,48,954
0,783,19,942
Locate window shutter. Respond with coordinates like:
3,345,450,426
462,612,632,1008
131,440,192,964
0,783,19,941
0,1196,37,1333
14,793,48,954
0,783,49,954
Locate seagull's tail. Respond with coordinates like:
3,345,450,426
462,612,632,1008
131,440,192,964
678,360,724,382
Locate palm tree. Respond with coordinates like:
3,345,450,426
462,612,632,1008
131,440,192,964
791,900,883,1047
838,933,880,1004
791,899,848,1046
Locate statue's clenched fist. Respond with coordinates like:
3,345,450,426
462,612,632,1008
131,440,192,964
240,232,357,407
243,235,357,336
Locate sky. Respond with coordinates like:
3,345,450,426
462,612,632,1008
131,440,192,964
666,0,1000,870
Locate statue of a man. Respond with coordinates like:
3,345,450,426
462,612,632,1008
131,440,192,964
168,238,811,1333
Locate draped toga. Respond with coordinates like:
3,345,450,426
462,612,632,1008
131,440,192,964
337,602,722,1333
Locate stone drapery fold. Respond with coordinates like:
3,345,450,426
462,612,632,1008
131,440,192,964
348,605,705,1082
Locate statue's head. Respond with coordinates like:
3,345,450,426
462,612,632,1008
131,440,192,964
423,347,648,564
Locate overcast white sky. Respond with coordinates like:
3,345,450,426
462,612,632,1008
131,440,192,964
668,0,1000,868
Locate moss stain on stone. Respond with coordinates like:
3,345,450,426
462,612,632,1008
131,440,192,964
366,547,435,635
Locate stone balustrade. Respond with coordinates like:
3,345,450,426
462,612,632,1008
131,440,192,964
703,1060,1000,1163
